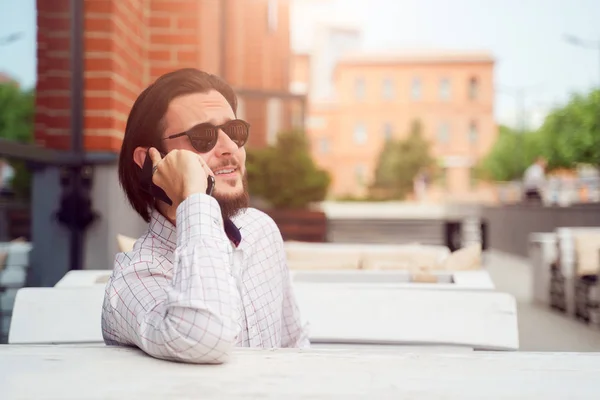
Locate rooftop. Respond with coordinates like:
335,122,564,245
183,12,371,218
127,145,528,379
337,50,495,66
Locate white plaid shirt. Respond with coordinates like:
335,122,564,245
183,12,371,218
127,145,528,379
101,193,310,363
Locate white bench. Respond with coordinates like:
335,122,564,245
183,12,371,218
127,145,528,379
0,241,32,338
54,270,111,288
9,283,518,350
8,286,105,344
291,269,495,290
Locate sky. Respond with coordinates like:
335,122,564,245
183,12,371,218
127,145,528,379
1,0,599,128
291,0,600,128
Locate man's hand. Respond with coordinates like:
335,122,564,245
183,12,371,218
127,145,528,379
148,148,213,211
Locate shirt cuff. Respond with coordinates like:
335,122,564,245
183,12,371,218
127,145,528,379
176,193,228,246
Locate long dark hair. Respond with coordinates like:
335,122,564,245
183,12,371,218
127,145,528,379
118,68,238,222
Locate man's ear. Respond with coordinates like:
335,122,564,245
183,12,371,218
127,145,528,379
133,146,148,169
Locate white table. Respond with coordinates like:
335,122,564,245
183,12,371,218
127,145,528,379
1,345,600,399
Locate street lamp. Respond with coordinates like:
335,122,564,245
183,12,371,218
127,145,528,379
0,32,23,46
564,34,600,86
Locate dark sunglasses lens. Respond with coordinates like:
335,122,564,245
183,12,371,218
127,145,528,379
188,125,218,153
223,120,249,147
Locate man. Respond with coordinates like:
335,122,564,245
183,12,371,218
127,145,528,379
101,68,310,364
523,157,547,203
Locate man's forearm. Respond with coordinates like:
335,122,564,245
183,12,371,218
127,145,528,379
132,194,242,363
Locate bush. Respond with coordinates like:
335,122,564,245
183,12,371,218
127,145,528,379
0,83,35,200
369,119,436,200
246,130,331,209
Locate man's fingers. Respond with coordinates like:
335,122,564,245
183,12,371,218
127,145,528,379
195,154,214,177
148,147,162,166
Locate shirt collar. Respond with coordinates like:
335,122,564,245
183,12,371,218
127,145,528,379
149,209,243,250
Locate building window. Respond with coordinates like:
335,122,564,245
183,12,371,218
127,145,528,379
355,77,365,100
469,77,479,100
383,123,393,141
355,164,366,185
439,78,451,100
382,78,394,100
354,123,367,144
267,0,278,33
411,77,421,100
438,122,450,144
319,137,329,154
468,121,478,144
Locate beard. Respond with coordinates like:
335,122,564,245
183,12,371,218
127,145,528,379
213,172,250,221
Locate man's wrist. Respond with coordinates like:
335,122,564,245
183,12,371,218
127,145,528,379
176,194,227,246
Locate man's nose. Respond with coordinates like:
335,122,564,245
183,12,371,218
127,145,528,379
214,130,239,155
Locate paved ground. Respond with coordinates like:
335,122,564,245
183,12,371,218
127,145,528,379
485,250,600,352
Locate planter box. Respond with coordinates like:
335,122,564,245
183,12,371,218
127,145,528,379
262,208,327,243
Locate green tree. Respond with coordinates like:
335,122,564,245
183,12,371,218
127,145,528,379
0,83,35,142
0,83,35,199
246,130,331,209
369,119,435,199
479,88,600,182
477,125,543,182
537,89,600,169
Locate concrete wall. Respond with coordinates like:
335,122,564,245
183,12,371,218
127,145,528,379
482,204,600,257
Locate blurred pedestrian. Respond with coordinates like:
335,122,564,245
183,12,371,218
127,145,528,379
523,157,547,203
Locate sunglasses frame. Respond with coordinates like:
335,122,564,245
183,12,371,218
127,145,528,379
162,119,250,153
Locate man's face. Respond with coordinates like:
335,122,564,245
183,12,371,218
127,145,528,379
162,90,249,217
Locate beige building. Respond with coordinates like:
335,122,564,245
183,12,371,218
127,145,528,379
292,50,498,202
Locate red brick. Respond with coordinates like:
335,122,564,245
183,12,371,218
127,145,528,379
85,0,113,14
149,15,172,29
86,96,113,111
38,14,71,31
37,0,70,13
85,114,119,130
150,33,197,46
175,16,198,30
84,135,123,152
85,15,115,32
176,50,197,64
150,1,199,14
37,94,71,111
149,66,178,80
85,76,115,91
148,49,172,62
85,36,113,53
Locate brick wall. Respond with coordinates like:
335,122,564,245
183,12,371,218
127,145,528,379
35,0,294,154
35,0,72,150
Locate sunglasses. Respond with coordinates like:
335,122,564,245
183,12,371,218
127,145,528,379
163,119,250,153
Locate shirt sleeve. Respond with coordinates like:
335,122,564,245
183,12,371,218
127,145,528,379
101,193,243,364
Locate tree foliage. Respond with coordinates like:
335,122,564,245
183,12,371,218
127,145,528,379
0,83,35,199
369,119,436,199
246,130,331,209
479,89,600,181
0,83,35,143
477,125,544,181
538,89,600,169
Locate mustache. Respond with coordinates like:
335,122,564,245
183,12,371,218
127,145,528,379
210,158,240,171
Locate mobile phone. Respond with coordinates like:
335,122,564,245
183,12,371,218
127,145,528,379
139,149,215,206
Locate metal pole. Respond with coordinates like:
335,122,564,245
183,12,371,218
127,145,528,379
69,0,85,271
